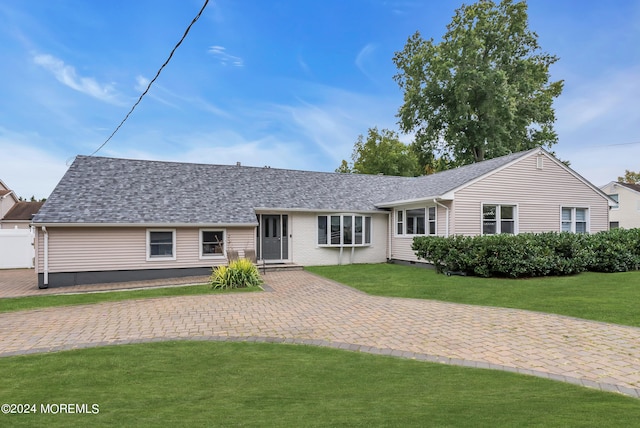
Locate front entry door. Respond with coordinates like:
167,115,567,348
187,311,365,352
260,214,288,261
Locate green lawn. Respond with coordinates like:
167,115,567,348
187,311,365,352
0,284,261,313
306,263,640,327
1,341,638,427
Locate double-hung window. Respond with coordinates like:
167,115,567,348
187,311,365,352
482,204,516,235
396,207,436,236
147,230,176,260
561,207,588,233
318,215,371,246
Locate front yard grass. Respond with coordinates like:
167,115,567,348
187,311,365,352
306,263,640,327
0,284,261,314
1,341,639,427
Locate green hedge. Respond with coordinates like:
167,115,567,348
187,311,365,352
412,229,640,278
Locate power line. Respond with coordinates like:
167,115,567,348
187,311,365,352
89,0,210,156
585,140,640,148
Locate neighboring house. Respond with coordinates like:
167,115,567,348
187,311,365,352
599,181,640,229
0,180,42,269
0,179,19,227
0,179,44,229
33,148,614,288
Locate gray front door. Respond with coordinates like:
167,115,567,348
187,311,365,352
262,215,282,260
260,214,289,260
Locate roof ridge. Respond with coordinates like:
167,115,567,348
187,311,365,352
75,155,414,179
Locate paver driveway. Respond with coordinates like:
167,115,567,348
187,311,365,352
1,269,639,398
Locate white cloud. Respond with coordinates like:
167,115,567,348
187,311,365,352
134,75,150,93
556,66,640,133
208,45,244,67
261,85,404,167
355,43,378,82
553,65,640,185
113,129,306,171
0,128,69,199
33,53,124,105
556,144,640,187
297,54,311,75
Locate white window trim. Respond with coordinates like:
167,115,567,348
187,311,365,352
199,228,226,259
317,214,372,247
146,229,177,261
395,206,437,237
481,203,518,235
608,194,619,210
560,206,590,233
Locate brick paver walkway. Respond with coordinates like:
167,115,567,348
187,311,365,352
1,269,639,398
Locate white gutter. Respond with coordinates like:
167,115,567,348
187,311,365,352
32,222,259,228
433,199,450,237
42,226,49,287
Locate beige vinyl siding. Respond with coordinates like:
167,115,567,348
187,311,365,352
229,227,257,258
36,226,255,274
0,221,30,229
453,153,609,236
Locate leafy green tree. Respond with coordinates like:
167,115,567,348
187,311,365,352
618,170,640,184
393,0,563,166
335,159,352,173
337,127,420,176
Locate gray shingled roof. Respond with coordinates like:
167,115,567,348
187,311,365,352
34,149,535,225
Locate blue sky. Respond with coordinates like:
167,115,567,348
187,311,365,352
1,0,639,199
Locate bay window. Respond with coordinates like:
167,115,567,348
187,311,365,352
318,214,371,246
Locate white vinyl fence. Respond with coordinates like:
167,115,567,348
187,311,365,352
0,228,34,269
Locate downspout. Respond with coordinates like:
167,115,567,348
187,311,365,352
433,199,449,237
42,226,49,287
387,210,392,261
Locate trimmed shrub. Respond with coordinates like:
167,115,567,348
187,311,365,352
587,228,640,272
210,258,263,289
411,231,614,278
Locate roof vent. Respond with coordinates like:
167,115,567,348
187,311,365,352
236,162,241,167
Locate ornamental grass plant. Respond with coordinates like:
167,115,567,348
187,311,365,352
210,258,263,289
